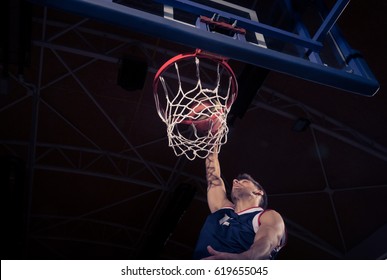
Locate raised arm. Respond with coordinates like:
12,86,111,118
205,148,233,213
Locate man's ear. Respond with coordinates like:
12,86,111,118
253,190,264,196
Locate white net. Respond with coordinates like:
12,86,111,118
154,53,237,160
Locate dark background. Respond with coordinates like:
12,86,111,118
1,0,386,259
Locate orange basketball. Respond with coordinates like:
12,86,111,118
188,100,223,134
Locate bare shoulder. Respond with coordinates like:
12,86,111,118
253,209,286,250
260,209,284,225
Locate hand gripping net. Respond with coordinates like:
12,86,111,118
153,50,238,160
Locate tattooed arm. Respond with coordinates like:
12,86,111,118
206,147,233,213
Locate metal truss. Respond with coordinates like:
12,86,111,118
254,86,387,162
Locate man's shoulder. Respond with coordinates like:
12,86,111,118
261,209,282,217
259,209,284,225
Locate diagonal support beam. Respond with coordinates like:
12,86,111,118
313,0,350,43
253,87,387,162
49,48,165,186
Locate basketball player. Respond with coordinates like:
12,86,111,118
193,147,286,259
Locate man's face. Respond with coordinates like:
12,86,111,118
231,178,261,198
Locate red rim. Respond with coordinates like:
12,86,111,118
153,49,238,113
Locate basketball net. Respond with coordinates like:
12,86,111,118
154,50,237,160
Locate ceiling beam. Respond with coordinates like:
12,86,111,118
251,87,387,162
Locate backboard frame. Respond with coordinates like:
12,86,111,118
28,0,379,96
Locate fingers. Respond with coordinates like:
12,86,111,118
207,245,219,255
203,246,236,260
200,246,219,259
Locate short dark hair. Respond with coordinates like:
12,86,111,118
237,173,268,209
